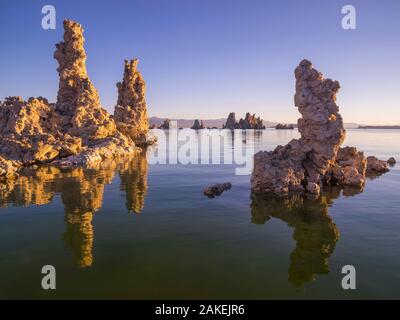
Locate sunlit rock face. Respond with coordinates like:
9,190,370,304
114,59,154,146
324,146,367,187
0,96,82,177
0,20,144,180
251,60,389,196
238,112,265,129
54,20,116,144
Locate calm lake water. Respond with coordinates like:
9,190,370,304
0,129,399,299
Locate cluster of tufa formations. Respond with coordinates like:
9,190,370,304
223,112,265,129
251,60,391,196
275,123,294,130
191,119,205,130
0,20,154,180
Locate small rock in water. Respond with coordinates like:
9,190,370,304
203,182,232,198
366,156,389,174
387,157,396,166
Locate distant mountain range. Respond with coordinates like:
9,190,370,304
149,117,363,129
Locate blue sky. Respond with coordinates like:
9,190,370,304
0,0,399,124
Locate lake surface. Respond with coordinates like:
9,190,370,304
0,129,399,299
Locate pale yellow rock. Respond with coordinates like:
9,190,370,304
114,59,155,146
0,19,151,179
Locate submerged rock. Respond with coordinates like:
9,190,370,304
251,59,389,196
387,157,396,166
203,182,232,198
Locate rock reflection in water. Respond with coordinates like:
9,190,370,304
0,151,149,268
250,186,362,287
118,153,148,213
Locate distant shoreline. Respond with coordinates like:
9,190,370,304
358,126,400,129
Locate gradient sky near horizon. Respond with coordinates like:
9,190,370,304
0,0,399,124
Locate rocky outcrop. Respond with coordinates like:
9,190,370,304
239,112,265,129
275,123,294,130
158,119,171,129
0,20,156,180
223,112,237,130
114,59,155,146
191,119,205,130
325,146,367,187
0,96,82,177
387,157,396,166
251,60,389,196
203,182,232,198
366,156,390,174
54,20,116,144
223,112,265,129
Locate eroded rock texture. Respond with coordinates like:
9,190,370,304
251,60,389,196
203,182,232,198
114,59,154,145
54,20,116,144
0,20,155,180
0,96,82,177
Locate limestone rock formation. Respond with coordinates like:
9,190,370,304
238,112,265,129
54,20,116,144
366,156,389,174
387,157,396,166
325,146,367,187
203,182,232,198
191,119,205,130
0,19,156,180
251,60,389,196
223,112,265,129
275,123,294,130
223,112,237,130
0,96,82,178
114,59,155,146
158,119,171,129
